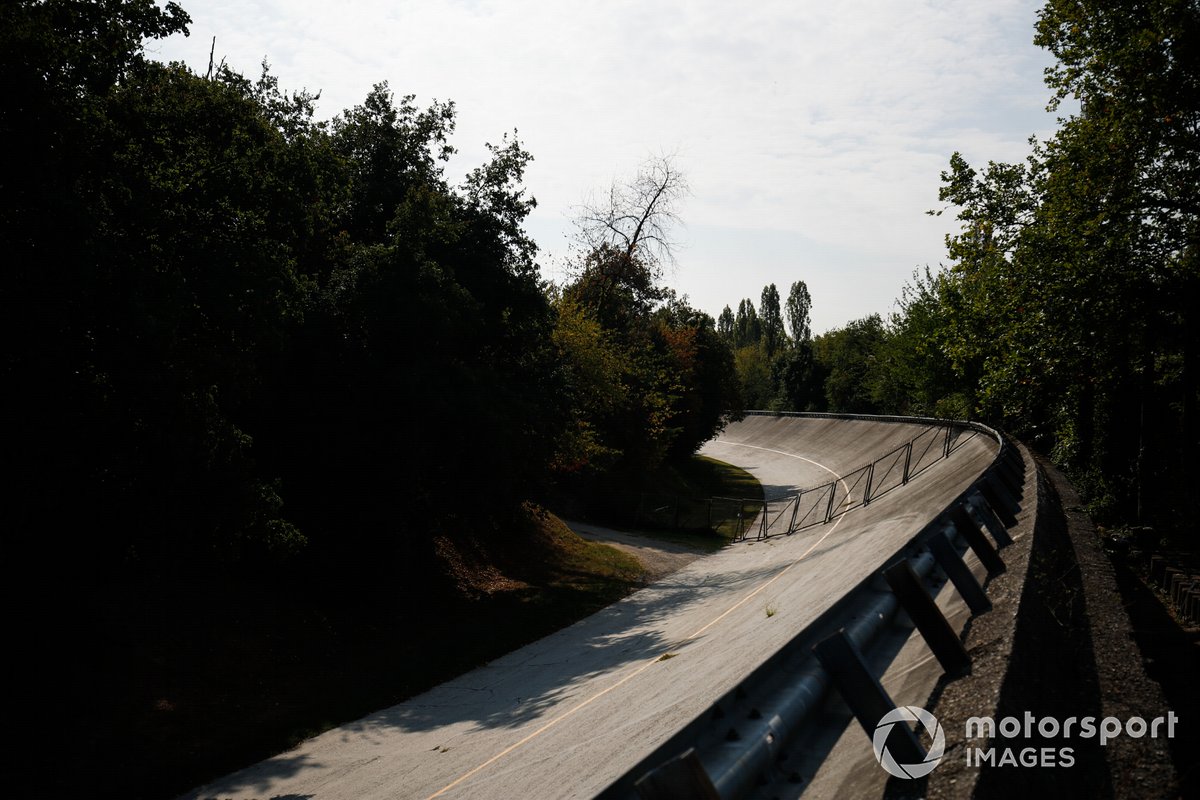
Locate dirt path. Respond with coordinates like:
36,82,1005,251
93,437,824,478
564,520,707,581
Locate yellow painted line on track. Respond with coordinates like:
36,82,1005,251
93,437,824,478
426,442,850,799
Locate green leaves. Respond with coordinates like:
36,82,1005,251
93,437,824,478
785,280,812,344
904,0,1200,521
3,3,577,581
557,159,738,476
760,283,784,357
814,314,886,414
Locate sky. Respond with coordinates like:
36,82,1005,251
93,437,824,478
149,0,1070,335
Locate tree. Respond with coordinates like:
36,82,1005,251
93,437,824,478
561,156,740,473
772,341,824,412
557,279,743,471
733,298,761,348
330,83,457,244
734,345,774,410
572,154,688,278
566,156,687,330
814,315,887,413
4,39,334,577
269,86,567,569
918,0,1200,524
785,280,813,343
656,300,742,458
717,304,735,343
550,297,629,473
563,243,666,331
1,3,570,580
760,283,785,356
868,269,970,419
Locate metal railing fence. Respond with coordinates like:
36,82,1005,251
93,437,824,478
573,413,990,543
727,412,981,542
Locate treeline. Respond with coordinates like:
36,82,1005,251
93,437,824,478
717,282,903,416
916,0,1198,529
716,280,822,412
723,0,1199,533
719,283,966,420
1,0,740,599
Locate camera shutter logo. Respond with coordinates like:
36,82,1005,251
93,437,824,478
872,706,946,779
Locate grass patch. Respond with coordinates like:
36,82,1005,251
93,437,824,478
515,506,646,595
563,454,766,548
675,455,764,498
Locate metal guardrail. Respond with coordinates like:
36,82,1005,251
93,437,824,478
599,412,1027,800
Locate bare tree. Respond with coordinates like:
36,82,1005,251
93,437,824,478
572,154,688,278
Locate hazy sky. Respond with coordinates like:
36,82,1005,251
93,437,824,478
150,0,1068,334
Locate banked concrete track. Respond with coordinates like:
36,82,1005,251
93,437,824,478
181,415,999,800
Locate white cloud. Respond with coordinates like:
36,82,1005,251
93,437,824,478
152,0,1065,329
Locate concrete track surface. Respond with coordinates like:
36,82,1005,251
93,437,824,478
180,416,997,800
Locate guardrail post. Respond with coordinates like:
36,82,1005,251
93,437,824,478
927,527,992,614
788,493,801,534
758,501,769,540
992,456,1024,493
978,473,1019,528
902,440,913,485
950,504,1006,575
884,560,971,676
967,493,1014,546
824,482,838,523
813,629,925,765
863,462,875,506
943,424,953,459
634,748,720,800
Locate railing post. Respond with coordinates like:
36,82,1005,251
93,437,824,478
902,440,912,484
864,462,875,506
884,560,971,676
813,630,926,765
927,526,992,614
950,504,1006,575
788,493,801,534
969,491,1016,544
824,482,838,523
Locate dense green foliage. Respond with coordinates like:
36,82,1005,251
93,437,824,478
555,246,740,479
924,0,1198,526
2,2,743,795
2,1,741,587
4,20,550,587
717,282,823,412
720,0,1199,531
